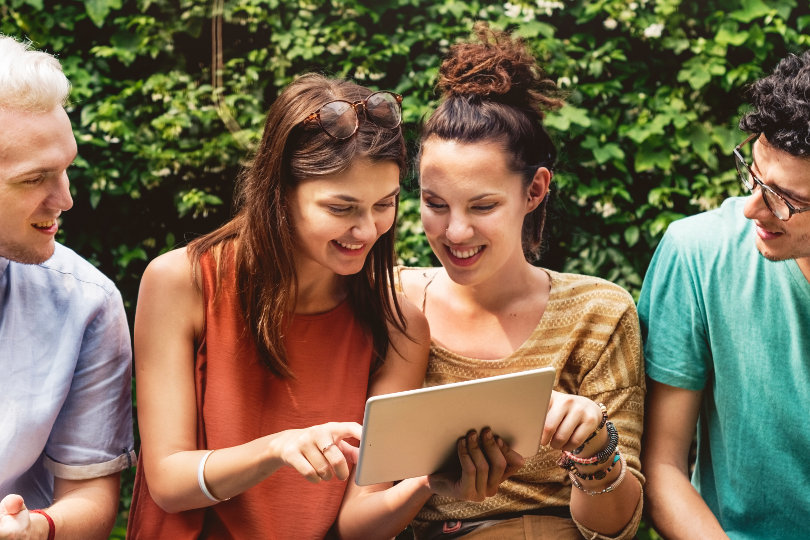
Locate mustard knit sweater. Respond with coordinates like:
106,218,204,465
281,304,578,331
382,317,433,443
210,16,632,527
400,268,645,540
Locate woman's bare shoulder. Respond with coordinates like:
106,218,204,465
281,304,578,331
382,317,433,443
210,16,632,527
136,246,205,344
138,247,202,316
142,247,197,289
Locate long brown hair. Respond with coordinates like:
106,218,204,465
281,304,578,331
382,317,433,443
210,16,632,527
188,73,407,378
421,23,565,260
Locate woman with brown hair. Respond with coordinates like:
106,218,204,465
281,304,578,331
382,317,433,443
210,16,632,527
126,73,429,539
338,25,644,539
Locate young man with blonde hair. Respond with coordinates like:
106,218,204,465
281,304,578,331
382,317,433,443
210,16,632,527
0,35,134,539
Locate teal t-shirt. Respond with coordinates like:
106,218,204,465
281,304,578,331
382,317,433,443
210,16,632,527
638,197,810,539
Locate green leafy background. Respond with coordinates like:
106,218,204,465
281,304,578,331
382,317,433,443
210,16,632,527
3,0,808,537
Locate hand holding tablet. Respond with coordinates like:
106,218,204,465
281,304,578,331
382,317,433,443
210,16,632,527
424,426,525,500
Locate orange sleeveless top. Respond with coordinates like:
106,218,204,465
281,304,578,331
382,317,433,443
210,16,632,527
127,249,374,539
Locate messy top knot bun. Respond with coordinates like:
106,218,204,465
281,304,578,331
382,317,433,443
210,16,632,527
437,22,564,115
421,22,564,261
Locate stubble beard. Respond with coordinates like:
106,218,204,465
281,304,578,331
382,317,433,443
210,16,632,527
754,229,810,262
0,239,55,265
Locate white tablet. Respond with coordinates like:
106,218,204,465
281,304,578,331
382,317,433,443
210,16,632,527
355,366,556,486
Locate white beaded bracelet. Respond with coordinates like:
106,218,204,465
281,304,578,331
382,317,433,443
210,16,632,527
568,452,627,496
198,450,230,502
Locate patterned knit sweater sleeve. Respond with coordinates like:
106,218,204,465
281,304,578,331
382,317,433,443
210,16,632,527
569,298,646,540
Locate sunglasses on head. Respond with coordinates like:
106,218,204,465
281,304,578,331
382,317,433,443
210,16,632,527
303,91,403,140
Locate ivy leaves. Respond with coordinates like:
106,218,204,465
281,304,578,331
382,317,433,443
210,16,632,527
2,0,806,305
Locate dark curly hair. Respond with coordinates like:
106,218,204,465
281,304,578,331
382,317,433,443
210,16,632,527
420,22,565,260
739,50,810,157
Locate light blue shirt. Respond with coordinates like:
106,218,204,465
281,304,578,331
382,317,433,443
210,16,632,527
638,198,809,539
0,243,134,509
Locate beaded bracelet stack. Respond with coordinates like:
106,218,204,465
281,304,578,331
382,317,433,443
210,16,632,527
557,403,627,496
561,421,618,466
567,452,621,481
569,453,627,496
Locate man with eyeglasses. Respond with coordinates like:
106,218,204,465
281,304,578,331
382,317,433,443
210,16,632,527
638,52,810,539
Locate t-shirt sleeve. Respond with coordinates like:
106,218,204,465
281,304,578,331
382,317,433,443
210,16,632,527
44,287,135,479
637,226,710,391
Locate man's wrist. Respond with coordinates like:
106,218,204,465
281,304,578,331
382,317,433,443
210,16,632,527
29,509,55,540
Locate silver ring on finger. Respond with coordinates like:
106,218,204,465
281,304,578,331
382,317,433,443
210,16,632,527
321,442,336,454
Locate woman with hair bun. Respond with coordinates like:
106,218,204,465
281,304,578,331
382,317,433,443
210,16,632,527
338,24,644,539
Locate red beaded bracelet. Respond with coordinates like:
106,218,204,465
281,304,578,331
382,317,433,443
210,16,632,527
30,509,55,540
567,452,621,481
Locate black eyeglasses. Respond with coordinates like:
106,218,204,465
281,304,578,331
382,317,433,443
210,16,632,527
733,132,810,221
303,91,403,140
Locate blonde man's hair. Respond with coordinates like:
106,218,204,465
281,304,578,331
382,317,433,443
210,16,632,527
0,35,70,112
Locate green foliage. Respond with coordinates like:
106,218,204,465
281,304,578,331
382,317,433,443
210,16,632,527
529,0,809,296
3,0,808,534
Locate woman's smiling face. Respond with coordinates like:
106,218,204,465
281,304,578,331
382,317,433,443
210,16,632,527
419,137,543,286
288,157,400,280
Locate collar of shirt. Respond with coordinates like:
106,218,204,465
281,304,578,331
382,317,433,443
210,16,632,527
0,257,8,303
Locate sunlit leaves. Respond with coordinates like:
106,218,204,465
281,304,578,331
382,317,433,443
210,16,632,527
85,0,123,27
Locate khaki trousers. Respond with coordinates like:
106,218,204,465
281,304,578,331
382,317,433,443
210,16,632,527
419,515,582,539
